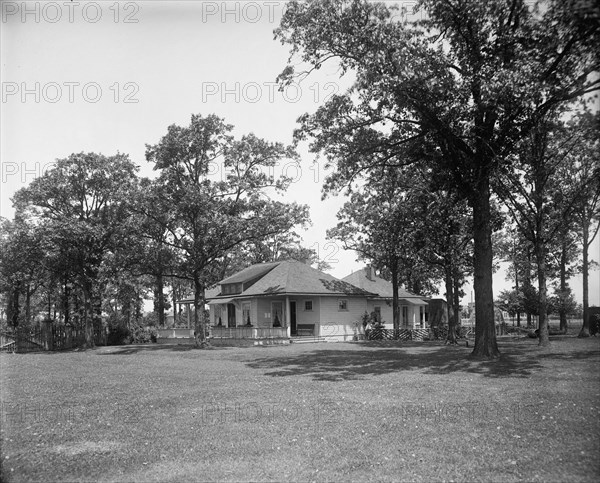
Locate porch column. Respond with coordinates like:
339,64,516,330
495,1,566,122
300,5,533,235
285,296,291,328
187,303,191,329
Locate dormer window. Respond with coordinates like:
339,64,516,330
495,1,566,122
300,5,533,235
221,283,242,295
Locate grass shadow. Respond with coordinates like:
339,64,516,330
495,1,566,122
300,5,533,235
94,344,229,355
246,341,544,381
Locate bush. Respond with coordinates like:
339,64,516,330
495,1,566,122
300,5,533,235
107,325,131,346
142,312,159,327
130,325,158,344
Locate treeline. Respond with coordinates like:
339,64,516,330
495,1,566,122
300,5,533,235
0,114,315,347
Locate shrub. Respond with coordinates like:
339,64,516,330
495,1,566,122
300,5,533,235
107,325,131,346
129,325,158,344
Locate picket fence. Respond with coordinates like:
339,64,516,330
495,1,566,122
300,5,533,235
0,323,106,353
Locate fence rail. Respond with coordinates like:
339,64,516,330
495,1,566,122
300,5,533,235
366,326,475,341
1,323,105,353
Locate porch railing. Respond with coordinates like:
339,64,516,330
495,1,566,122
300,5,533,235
211,326,290,340
156,328,195,340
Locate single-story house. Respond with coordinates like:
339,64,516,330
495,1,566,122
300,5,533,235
205,260,378,342
193,261,428,342
165,261,430,344
341,266,429,329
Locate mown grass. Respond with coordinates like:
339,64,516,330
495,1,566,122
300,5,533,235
1,336,599,482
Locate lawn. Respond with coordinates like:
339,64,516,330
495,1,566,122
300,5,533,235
1,336,599,482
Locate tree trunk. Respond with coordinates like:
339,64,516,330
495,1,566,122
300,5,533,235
63,280,71,325
535,241,550,346
559,233,568,334
514,263,521,328
155,272,166,327
525,247,533,328
445,267,457,344
391,263,400,331
453,271,461,334
578,221,590,337
46,284,52,320
9,282,20,327
172,277,178,326
82,282,95,348
469,179,500,359
25,283,31,326
193,273,209,347
93,289,103,345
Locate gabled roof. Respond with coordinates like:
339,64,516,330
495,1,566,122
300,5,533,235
207,260,375,300
342,267,427,302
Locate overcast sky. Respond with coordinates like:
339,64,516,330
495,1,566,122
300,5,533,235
1,1,598,306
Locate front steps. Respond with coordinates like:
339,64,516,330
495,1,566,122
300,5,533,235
290,336,327,344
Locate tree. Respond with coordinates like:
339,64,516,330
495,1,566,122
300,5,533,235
417,190,473,344
275,0,599,358
145,114,310,346
216,230,324,278
495,225,530,327
327,165,438,331
556,110,600,337
0,217,47,328
496,289,524,325
12,152,138,347
495,113,568,346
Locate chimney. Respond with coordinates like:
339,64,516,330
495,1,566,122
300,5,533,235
364,265,373,281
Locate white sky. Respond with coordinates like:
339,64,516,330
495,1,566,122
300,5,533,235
1,1,598,306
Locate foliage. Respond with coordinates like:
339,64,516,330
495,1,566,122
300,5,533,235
107,324,131,346
496,289,524,318
129,324,158,344
144,114,311,345
548,286,578,317
275,0,599,358
6,153,139,347
359,310,383,329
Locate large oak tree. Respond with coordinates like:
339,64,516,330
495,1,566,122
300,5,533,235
145,114,310,346
275,0,599,358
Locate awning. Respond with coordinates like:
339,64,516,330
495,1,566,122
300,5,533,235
400,298,428,306
207,298,235,305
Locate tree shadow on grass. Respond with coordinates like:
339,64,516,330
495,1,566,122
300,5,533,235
246,342,544,381
94,344,230,355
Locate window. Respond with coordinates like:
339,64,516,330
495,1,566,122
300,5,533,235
338,299,348,311
242,303,251,326
221,283,242,295
304,300,313,311
214,306,222,326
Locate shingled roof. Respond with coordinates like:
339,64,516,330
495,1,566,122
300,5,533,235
342,267,427,302
207,260,376,300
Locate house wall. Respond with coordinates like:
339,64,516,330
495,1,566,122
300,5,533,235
209,297,428,332
319,296,368,341
255,297,288,328
366,299,393,326
210,299,257,327
365,300,428,329
293,297,321,326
